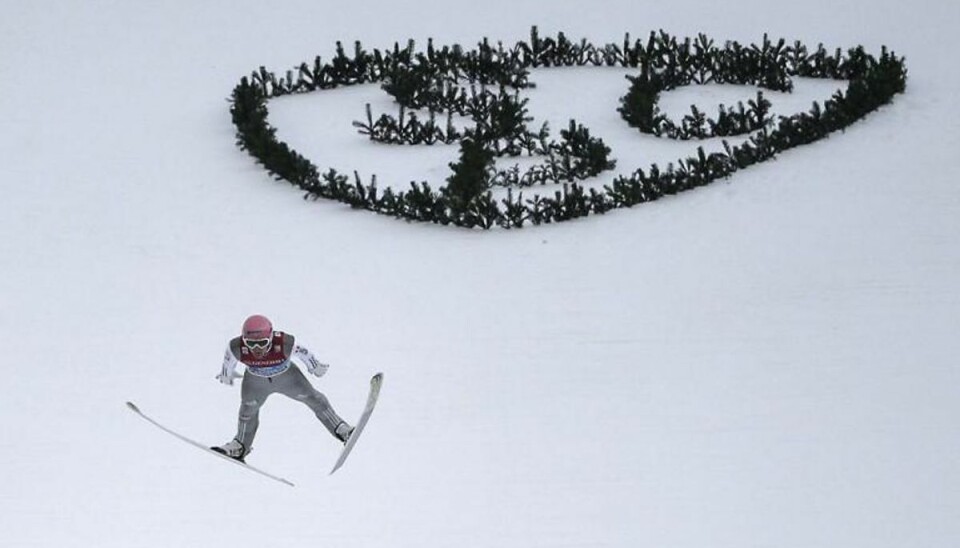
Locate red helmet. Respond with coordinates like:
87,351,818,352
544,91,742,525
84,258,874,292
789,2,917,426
242,314,273,340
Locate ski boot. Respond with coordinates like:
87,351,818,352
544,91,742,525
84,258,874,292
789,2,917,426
211,438,250,462
335,422,354,444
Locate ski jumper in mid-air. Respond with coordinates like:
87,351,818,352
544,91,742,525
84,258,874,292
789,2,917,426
212,315,354,461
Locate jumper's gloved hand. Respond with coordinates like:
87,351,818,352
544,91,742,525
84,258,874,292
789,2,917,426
294,344,329,378
216,370,243,385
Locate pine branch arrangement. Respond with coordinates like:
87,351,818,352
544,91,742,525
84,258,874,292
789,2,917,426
229,27,907,228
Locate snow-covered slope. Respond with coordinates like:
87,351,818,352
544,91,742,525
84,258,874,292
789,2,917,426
1,1,958,547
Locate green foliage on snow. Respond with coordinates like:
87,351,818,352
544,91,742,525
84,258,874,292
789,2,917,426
229,27,907,229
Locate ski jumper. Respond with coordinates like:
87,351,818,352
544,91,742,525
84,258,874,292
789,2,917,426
218,332,345,450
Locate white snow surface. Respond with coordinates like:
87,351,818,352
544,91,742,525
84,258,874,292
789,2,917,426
2,1,959,547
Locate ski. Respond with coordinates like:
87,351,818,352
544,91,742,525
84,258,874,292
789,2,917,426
331,372,383,475
126,401,295,487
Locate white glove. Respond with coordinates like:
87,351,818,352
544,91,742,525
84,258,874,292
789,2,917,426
294,344,329,378
217,372,243,386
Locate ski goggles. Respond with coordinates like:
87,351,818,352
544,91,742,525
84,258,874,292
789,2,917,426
243,337,272,350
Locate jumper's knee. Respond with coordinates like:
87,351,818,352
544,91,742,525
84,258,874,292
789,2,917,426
239,400,261,421
295,391,328,405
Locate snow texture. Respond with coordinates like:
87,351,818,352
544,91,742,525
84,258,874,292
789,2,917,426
1,1,958,547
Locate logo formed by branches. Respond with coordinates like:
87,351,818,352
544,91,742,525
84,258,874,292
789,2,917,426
230,27,907,229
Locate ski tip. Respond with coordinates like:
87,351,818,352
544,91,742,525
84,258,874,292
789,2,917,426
125,401,141,413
